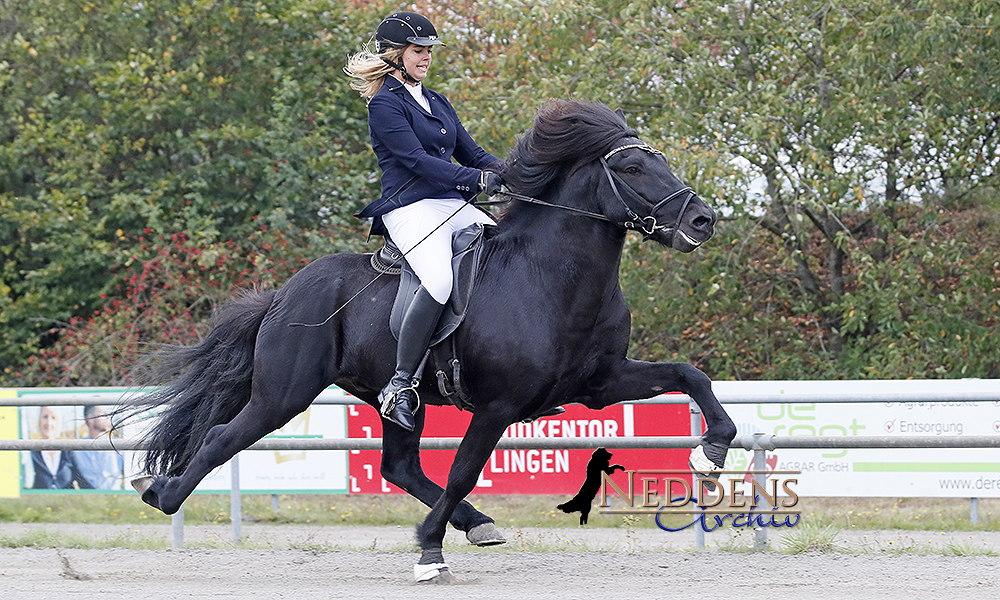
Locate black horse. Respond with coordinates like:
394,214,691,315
128,100,736,583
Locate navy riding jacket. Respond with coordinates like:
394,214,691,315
356,77,503,235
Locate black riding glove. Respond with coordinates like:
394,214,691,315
479,171,503,196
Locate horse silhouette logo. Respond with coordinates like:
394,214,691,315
556,447,624,525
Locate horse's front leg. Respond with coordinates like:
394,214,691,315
413,410,511,584
581,358,737,475
378,404,505,546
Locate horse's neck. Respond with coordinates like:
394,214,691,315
492,202,626,286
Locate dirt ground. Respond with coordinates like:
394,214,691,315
1,524,998,599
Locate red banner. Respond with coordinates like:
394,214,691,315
347,400,691,495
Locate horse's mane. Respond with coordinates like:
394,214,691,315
501,100,638,199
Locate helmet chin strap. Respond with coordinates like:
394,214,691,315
381,57,420,85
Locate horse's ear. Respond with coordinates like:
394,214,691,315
615,107,627,124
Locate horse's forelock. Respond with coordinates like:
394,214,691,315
503,101,637,198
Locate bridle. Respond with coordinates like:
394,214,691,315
496,141,706,246
599,144,701,244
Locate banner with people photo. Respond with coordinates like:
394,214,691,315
20,403,127,492
4,388,349,496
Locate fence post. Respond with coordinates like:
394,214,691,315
971,497,980,524
752,432,768,551
171,503,184,550
689,399,705,550
231,454,242,543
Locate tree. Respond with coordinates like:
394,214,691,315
4,1,998,383
0,0,388,381
460,0,1000,377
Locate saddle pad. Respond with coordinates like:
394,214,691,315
389,223,484,346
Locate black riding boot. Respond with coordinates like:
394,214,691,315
379,287,445,431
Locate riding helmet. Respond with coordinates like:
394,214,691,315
375,11,446,53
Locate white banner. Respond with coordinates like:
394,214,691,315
715,380,1000,497
185,404,348,493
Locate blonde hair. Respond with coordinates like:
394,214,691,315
344,44,405,101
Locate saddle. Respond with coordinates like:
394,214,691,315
368,224,567,422
369,223,485,409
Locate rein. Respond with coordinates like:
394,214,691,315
492,190,613,222
495,142,700,243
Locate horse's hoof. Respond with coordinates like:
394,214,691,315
689,445,722,492
414,563,456,584
132,475,176,514
131,475,155,496
466,522,506,546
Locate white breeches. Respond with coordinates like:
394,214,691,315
382,198,496,304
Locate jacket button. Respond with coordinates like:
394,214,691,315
440,128,447,134
440,148,446,154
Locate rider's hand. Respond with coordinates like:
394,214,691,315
479,171,503,196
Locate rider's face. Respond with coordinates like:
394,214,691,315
400,44,432,84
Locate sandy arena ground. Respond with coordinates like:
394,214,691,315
1,523,998,599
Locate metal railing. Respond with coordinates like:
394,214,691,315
5,381,1000,407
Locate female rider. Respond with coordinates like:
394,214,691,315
345,11,504,432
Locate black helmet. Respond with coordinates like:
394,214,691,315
375,11,445,53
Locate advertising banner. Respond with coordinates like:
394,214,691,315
192,403,348,494
11,388,348,495
0,390,18,498
6,381,997,499
346,400,691,495
720,381,1000,498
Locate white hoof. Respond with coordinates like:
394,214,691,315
414,562,454,584
131,475,155,496
689,445,722,492
466,522,506,546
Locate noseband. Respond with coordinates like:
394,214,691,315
599,144,700,244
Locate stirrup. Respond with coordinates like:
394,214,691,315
378,376,422,432
379,384,420,417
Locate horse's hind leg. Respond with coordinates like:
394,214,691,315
379,407,504,546
140,362,325,515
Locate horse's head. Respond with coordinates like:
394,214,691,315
502,100,716,252
598,137,717,252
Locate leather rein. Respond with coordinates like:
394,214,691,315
494,142,701,244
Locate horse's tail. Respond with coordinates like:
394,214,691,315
129,288,276,477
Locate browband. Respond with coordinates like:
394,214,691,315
603,143,664,161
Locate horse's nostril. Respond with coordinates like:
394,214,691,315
692,215,713,231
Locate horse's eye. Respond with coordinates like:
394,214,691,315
624,165,642,175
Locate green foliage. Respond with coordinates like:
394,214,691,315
12,223,332,385
1,0,383,382
470,0,1000,379
624,203,1000,379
